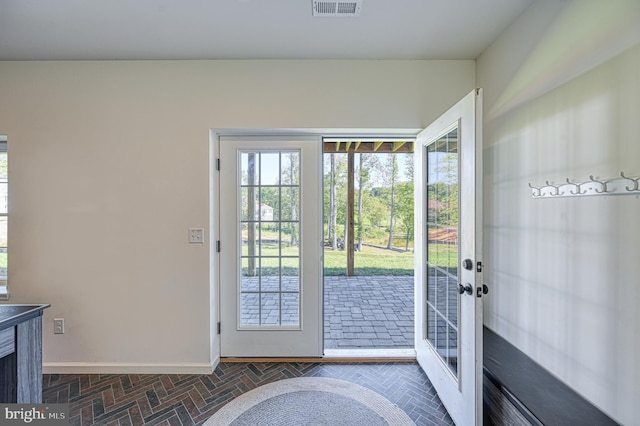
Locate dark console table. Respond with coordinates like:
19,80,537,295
0,304,50,403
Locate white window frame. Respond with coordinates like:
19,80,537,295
0,136,8,300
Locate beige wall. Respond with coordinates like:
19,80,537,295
5,2,637,421
477,1,640,424
0,60,475,372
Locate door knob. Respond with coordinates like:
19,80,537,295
458,284,473,296
462,259,473,270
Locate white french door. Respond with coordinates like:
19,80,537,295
415,89,484,425
219,135,323,357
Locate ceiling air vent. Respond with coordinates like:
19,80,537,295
312,1,362,17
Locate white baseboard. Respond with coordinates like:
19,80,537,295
43,361,216,375
323,348,416,358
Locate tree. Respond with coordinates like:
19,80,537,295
247,153,257,276
383,155,399,249
436,153,459,227
355,153,380,250
396,181,414,251
328,154,337,249
396,154,415,250
281,152,299,246
404,153,414,181
365,192,388,230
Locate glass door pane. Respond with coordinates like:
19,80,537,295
239,151,301,328
426,126,459,376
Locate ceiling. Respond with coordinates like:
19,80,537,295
0,0,534,61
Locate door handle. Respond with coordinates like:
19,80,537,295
458,284,473,296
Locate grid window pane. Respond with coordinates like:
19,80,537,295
239,150,301,327
425,127,460,378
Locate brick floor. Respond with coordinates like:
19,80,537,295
43,362,454,426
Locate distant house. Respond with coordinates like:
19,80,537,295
260,204,274,221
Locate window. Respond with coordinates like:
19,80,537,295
0,136,7,300
239,150,301,327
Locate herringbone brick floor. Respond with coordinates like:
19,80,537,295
43,361,454,426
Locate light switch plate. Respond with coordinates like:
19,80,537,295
189,228,204,244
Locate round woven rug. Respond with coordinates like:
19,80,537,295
203,377,416,426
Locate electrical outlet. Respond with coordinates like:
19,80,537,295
189,228,204,244
54,318,65,334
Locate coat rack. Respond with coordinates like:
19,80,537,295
529,171,640,198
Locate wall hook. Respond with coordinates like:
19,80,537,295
565,178,585,195
545,180,562,196
588,175,607,193
528,182,542,197
619,171,639,192
530,171,639,198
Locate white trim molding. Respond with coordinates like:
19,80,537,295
43,361,216,375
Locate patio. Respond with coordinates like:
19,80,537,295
240,274,415,350
324,275,414,349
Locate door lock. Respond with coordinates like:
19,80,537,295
462,259,473,270
476,284,489,298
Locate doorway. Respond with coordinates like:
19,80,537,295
322,139,416,353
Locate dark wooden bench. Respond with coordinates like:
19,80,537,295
483,327,619,425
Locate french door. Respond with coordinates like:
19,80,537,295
219,136,323,357
415,89,484,425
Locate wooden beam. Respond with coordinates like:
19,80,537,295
323,140,414,153
392,141,405,152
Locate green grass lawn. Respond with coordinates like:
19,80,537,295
241,230,456,276
323,243,457,276
324,245,414,275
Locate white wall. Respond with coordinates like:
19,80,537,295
0,60,475,372
477,1,640,424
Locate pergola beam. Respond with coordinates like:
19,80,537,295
392,141,405,152
323,140,414,153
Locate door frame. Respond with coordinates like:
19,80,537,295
209,129,421,361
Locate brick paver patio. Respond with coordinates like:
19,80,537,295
324,275,414,349
240,275,415,349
